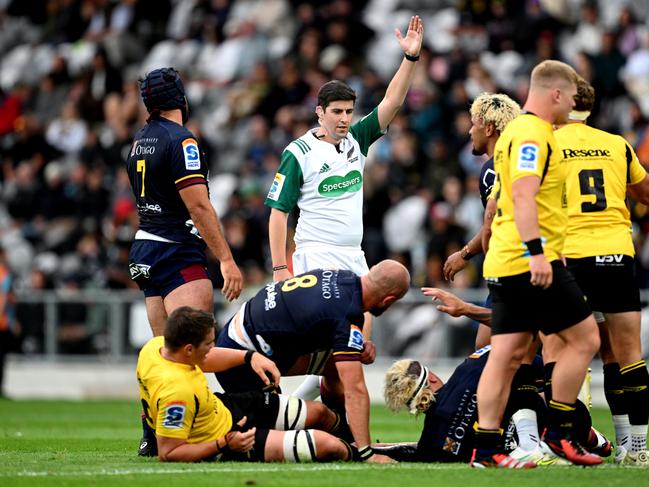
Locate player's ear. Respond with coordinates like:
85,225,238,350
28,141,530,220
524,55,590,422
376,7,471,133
485,122,495,137
315,106,324,122
184,344,193,356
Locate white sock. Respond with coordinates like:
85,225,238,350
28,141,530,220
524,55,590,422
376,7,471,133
613,414,631,450
630,424,648,452
291,375,321,400
512,409,539,451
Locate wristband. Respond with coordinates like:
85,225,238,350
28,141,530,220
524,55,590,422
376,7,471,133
524,238,544,256
358,445,374,461
272,265,288,272
460,244,473,261
244,350,255,365
404,53,420,62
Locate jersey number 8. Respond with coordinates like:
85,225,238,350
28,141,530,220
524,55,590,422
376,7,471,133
281,275,318,292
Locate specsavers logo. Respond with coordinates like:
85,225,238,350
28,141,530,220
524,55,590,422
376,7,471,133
318,170,362,197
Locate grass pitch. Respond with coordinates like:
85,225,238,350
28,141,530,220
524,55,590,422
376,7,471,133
0,399,646,487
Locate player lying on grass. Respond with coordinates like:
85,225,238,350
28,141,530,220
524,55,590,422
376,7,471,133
377,348,610,465
137,306,355,462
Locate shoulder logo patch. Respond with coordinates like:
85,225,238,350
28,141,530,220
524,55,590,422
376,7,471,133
182,138,200,170
162,402,186,429
267,173,285,201
517,141,539,171
347,325,364,351
319,163,331,174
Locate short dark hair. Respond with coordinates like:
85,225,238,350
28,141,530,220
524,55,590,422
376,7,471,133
164,306,215,351
574,77,595,112
317,80,356,110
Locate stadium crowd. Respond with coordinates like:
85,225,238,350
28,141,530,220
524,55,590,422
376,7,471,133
1,0,649,352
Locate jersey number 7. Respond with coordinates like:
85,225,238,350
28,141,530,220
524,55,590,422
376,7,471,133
137,159,146,197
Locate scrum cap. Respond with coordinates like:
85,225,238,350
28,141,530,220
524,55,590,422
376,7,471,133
139,67,187,115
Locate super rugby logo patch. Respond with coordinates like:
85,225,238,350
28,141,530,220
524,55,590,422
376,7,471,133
162,402,186,429
517,141,539,171
267,173,285,201
182,138,200,170
347,325,364,351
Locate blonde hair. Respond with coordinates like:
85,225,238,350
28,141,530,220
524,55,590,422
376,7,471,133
384,359,436,415
530,60,579,88
469,93,521,133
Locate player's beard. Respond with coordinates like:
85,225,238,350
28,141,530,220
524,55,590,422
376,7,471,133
369,305,388,317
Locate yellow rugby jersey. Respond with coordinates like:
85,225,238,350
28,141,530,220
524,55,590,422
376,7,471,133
484,114,567,278
556,123,646,258
136,336,232,443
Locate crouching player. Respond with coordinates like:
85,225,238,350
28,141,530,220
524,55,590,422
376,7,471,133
137,306,352,462
378,351,610,465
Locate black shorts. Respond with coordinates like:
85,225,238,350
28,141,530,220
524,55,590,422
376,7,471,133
213,390,281,462
566,255,640,313
488,261,592,336
128,240,209,298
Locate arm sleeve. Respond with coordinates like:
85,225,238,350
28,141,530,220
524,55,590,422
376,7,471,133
332,318,364,362
169,136,208,191
626,141,647,185
155,386,196,440
509,126,550,184
349,107,386,157
264,149,303,212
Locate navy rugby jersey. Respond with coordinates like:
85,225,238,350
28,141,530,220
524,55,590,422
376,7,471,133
479,158,495,209
126,117,209,244
243,269,365,362
415,348,544,462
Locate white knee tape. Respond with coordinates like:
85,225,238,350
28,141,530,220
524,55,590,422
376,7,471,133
282,429,317,462
276,395,307,430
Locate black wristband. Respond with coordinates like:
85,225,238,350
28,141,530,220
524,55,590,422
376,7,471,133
460,245,473,261
272,265,288,272
358,445,374,461
404,53,420,62
524,238,544,256
244,350,255,365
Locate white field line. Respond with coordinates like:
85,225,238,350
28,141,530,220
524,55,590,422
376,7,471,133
5,463,468,477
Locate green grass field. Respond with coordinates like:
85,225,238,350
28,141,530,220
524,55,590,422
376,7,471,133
0,399,646,487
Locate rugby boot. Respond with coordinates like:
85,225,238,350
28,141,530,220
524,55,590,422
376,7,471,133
545,437,602,466
138,414,157,457
470,449,537,468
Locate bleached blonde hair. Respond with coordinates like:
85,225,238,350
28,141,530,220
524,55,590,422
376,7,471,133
469,93,521,133
384,359,436,416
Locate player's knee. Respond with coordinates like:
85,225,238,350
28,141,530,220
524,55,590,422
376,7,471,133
276,396,307,430
311,430,350,461
305,400,337,431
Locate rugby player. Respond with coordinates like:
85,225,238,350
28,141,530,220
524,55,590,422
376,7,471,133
210,259,411,463
476,60,601,467
137,307,353,463
556,78,649,465
265,16,423,400
377,351,610,465
126,67,243,456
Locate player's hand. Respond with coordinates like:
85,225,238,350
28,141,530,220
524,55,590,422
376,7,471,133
443,251,468,281
422,287,466,317
273,268,292,283
250,352,281,386
395,15,423,57
360,340,376,365
367,453,398,464
226,416,256,453
529,254,552,289
220,259,243,302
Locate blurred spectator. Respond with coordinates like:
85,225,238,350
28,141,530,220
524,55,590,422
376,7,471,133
0,246,17,395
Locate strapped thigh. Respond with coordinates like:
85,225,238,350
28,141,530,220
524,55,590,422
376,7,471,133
275,395,307,430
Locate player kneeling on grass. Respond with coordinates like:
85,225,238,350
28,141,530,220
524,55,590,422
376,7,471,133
377,350,610,466
136,306,353,462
